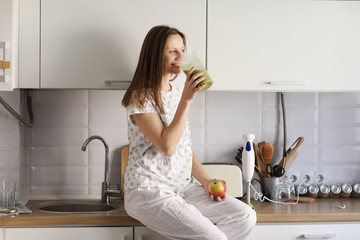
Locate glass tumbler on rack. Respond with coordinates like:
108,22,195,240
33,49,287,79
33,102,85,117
0,180,16,209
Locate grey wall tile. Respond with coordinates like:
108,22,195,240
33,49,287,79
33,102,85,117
6,89,358,199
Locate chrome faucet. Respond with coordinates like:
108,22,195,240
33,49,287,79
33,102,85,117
81,135,120,204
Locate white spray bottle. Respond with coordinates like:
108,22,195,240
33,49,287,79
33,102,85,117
242,134,255,209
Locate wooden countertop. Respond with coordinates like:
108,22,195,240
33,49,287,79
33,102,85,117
1,198,360,227
252,198,360,223
1,200,141,227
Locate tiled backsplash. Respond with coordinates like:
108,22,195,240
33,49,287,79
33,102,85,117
0,90,359,200
0,90,26,201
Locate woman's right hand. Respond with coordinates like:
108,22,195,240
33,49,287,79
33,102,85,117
181,67,206,103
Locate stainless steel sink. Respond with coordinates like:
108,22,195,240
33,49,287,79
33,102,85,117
32,201,122,214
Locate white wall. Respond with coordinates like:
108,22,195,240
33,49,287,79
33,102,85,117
1,89,360,200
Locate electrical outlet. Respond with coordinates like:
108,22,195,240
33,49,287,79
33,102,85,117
314,171,328,184
285,172,300,185
300,171,313,185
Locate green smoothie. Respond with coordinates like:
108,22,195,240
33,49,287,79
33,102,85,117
183,69,213,92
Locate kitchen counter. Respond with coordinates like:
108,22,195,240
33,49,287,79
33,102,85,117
1,198,360,227
252,198,360,222
1,200,141,227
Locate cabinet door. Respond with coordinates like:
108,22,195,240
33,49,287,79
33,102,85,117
40,0,206,89
18,0,40,88
0,0,18,91
208,0,360,91
134,226,171,240
5,227,133,240
0,229,4,240
249,222,360,240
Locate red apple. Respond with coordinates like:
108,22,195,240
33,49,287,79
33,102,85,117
208,180,227,198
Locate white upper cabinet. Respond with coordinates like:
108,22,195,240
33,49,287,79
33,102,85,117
208,0,360,91
18,0,40,88
31,0,206,89
0,0,18,91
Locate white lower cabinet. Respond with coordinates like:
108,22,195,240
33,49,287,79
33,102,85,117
5,227,133,240
249,222,360,240
0,229,4,240
5,223,360,240
134,223,360,240
134,226,171,240
6,226,170,240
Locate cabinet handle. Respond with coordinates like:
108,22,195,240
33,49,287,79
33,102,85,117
0,61,11,69
0,41,10,82
105,80,132,84
266,81,306,85
301,234,336,239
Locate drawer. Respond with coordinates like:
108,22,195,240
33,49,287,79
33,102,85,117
249,222,360,240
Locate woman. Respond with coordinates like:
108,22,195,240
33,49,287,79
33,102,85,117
122,25,256,240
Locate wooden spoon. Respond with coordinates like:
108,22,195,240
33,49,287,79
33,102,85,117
258,141,265,159
253,142,264,177
257,141,266,175
262,142,274,177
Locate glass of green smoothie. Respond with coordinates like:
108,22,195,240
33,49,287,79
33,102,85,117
179,51,213,92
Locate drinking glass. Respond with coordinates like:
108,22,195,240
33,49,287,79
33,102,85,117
0,180,16,209
179,51,213,92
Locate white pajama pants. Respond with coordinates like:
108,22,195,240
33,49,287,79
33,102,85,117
124,182,257,240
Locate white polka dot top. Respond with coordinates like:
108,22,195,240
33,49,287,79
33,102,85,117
124,84,193,192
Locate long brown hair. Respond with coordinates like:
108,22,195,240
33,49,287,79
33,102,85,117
122,25,186,114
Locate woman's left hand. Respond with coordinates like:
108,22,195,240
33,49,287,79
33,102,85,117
203,179,224,202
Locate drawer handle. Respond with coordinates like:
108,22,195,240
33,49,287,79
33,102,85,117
301,234,336,239
266,81,306,85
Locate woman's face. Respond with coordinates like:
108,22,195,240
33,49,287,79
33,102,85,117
163,34,185,76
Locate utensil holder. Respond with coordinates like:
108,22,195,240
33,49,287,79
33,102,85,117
261,177,282,200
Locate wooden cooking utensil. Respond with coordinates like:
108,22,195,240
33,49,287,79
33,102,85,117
291,196,316,204
257,141,266,171
262,142,274,177
278,137,305,173
258,141,265,157
120,145,129,199
253,142,264,177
